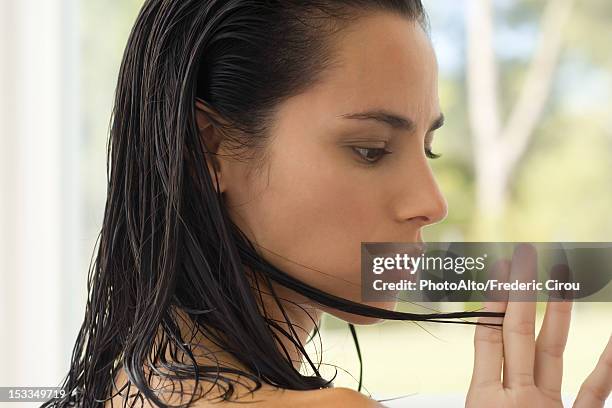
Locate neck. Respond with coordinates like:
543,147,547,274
256,276,324,368
172,269,323,375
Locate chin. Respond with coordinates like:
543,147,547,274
324,299,398,325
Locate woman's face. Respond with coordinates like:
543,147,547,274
211,12,447,323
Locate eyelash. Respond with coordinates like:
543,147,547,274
351,145,442,164
425,147,442,160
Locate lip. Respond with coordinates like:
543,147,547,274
399,237,427,252
383,242,425,280
366,240,426,259
364,240,426,282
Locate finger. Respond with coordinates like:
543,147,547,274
470,259,511,389
503,243,538,388
573,334,612,408
546,263,575,302
534,296,573,398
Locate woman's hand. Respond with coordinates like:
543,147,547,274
466,244,612,408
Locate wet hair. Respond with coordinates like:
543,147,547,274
42,1,503,407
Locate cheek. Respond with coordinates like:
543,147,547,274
237,151,388,303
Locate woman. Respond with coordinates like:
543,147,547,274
44,0,612,407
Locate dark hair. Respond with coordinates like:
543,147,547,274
43,1,503,407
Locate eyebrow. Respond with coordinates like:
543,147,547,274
338,109,445,133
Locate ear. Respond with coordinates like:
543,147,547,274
195,97,227,193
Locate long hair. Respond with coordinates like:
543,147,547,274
43,1,503,406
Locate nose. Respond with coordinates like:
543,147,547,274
392,164,448,227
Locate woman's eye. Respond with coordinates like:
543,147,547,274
351,146,393,164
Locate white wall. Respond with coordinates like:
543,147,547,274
0,0,85,392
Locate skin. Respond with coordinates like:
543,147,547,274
206,11,447,326
107,11,612,408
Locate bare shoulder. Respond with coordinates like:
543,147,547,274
211,386,384,408
299,387,384,408
106,366,382,408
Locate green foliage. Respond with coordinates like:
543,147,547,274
426,0,612,241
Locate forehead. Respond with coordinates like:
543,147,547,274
291,12,440,130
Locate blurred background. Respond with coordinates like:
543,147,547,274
1,0,610,406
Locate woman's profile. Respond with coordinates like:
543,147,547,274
42,0,611,407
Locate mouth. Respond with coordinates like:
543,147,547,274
395,240,427,273
366,240,427,256
396,240,427,256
